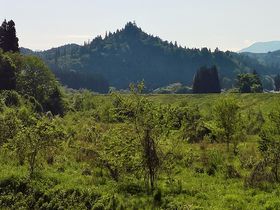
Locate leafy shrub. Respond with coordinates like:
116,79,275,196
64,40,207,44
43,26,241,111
223,194,246,210
183,148,199,167
245,161,275,188
92,202,105,210
207,149,224,171
264,199,280,210
117,180,144,195
153,188,162,204
224,164,241,179
238,144,258,169
2,90,21,107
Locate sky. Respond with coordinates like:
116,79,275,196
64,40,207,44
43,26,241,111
1,0,280,52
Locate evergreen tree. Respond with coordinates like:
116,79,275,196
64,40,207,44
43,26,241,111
0,20,19,52
192,65,221,94
274,74,280,91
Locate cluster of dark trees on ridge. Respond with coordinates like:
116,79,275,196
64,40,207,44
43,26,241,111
2,19,280,95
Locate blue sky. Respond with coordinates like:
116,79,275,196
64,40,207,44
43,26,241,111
1,0,280,51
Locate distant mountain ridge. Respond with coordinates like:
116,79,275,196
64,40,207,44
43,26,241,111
21,22,280,92
239,41,280,53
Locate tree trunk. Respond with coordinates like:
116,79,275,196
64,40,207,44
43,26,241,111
29,150,37,178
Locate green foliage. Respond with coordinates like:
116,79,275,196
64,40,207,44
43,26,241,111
0,108,19,146
0,47,66,115
237,71,263,93
179,105,208,143
212,97,245,154
16,55,65,115
11,115,66,177
0,50,16,90
259,105,280,181
245,108,265,135
2,90,21,107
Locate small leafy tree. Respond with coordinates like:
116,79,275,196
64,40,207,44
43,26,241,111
179,105,208,143
259,106,280,181
129,82,161,191
13,115,65,177
0,108,19,146
111,81,173,191
213,97,244,153
16,56,65,115
97,125,140,181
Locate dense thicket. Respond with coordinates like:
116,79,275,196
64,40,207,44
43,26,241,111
0,20,65,115
22,22,277,92
192,65,221,93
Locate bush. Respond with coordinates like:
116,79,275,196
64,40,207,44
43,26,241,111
2,90,21,107
153,188,162,204
264,199,280,210
224,164,241,179
238,145,258,169
223,194,246,210
245,161,275,188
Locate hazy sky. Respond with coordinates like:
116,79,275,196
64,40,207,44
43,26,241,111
1,0,280,51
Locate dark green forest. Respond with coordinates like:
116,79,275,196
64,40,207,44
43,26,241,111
2,19,280,209
21,22,280,93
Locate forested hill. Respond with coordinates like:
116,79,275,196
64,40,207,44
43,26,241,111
21,22,279,92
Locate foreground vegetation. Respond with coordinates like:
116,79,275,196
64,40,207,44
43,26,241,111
1,88,280,209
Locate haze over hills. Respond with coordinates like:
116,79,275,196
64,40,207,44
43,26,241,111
239,41,280,53
21,22,280,92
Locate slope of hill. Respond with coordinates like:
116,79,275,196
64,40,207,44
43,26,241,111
240,50,280,73
21,22,279,92
239,41,280,53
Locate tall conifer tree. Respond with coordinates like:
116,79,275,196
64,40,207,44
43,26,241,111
0,19,19,52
